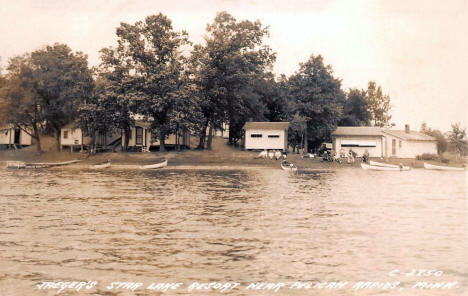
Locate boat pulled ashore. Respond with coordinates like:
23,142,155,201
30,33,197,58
281,160,298,172
90,160,111,169
369,160,399,168
361,163,410,171
140,159,168,169
6,161,26,169
423,163,465,171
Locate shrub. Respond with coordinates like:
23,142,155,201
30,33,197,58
416,153,440,161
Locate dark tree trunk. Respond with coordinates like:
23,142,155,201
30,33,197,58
54,127,61,151
304,123,308,153
196,120,209,150
33,124,42,153
159,132,166,152
206,125,213,150
122,128,130,152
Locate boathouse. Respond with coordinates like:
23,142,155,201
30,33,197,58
332,126,385,157
331,125,437,158
242,121,289,151
0,125,32,149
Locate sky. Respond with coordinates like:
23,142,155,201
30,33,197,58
0,0,467,132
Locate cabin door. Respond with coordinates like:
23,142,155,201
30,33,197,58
135,127,143,146
14,128,21,145
392,139,396,155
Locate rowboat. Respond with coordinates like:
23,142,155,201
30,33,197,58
90,161,111,169
140,159,168,169
26,160,81,168
369,160,399,168
6,161,26,169
361,163,410,171
281,160,298,172
423,163,465,171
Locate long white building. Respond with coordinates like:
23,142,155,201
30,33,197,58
332,125,437,158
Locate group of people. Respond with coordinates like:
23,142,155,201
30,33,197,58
256,149,287,160
322,148,370,163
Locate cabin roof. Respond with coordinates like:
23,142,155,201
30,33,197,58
243,121,290,130
332,126,383,137
382,130,436,141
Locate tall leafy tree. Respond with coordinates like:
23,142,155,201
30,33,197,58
190,11,276,149
420,122,448,155
0,55,44,152
447,123,467,156
112,14,190,151
365,81,393,127
339,88,370,126
31,44,93,150
288,54,345,151
94,47,137,151
0,45,93,152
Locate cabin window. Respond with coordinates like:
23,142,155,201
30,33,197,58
251,134,262,138
399,140,402,148
268,135,280,138
63,131,68,139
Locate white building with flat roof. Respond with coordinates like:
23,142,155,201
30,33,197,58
242,122,289,151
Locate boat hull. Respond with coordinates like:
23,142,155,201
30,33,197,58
140,159,168,169
369,160,399,168
361,163,410,171
423,163,465,171
91,162,111,169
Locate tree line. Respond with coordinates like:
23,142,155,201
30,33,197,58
0,12,404,153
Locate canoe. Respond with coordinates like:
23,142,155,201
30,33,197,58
281,160,298,172
26,160,81,168
423,163,465,171
361,163,410,171
6,161,26,169
369,160,399,168
91,161,111,169
140,159,168,169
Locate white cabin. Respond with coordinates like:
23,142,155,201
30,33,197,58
60,123,121,151
242,122,289,151
0,125,32,148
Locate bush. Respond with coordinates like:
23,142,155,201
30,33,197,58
416,153,440,161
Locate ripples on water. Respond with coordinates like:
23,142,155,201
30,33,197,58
0,168,466,295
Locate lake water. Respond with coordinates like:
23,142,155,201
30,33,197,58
0,167,466,295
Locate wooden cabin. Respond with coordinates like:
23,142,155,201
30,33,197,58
126,120,190,151
242,122,290,151
0,125,32,149
60,123,121,152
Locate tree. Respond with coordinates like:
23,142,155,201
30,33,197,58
420,122,448,155
190,11,276,149
365,81,393,127
339,88,370,126
288,54,345,151
94,47,136,151
30,44,94,150
0,55,45,152
112,14,190,151
447,123,467,156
